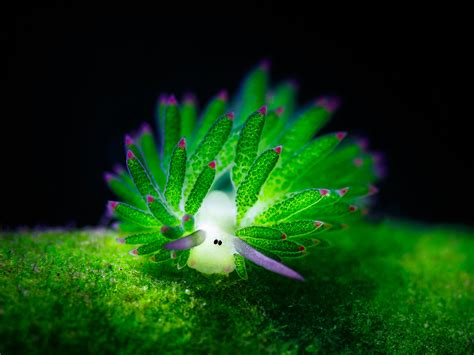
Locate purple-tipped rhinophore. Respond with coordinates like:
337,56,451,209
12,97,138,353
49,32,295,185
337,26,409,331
164,230,206,250
233,238,304,281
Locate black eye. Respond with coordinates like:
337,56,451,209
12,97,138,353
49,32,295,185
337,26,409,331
214,239,218,244
218,240,222,246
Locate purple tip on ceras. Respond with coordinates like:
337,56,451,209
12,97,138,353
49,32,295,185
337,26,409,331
178,137,186,148
258,105,267,115
103,172,114,183
107,201,118,216
167,95,178,105
116,237,125,244
141,122,152,133
146,195,154,203
225,112,235,121
273,145,282,155
368,185,379,195
356,137,369,151
372,151,387,178
335,132,347,141
183,92,196,104
129,249,138,256
158,93,168,105
125,135,134,146
217,89,228,102
316,96,341,113
259,58,271,71
114,164,125,175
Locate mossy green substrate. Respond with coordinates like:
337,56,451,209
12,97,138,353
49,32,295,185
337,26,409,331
1,220,473,353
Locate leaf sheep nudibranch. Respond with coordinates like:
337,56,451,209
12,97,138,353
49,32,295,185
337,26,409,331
105,61,383,281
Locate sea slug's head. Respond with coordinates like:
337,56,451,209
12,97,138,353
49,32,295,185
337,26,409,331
187,191,237,274
187,229,237,275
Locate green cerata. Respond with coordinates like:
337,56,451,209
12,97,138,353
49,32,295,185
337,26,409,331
104,61,383,281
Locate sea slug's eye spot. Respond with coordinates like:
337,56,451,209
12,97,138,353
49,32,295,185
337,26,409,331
218,240,222,246
214,239,218,244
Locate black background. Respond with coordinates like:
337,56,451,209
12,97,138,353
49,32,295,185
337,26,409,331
1,3,472,228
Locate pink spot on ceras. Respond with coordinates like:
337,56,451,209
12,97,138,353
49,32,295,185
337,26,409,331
320,189,329,196
167,94,177,105
338,187,349,196
273,145,282,155
208,161,216,169
258,105,267,115
357,137,369,151
369,185,379,195
171,251,177,259
116,238,125,244
336,132,347,141
354,157,363,167
178,137,186,148
314,221,323,228
316,96,341,112
127,150,135,159
109,201,119,210
281,233,287,240
161,226,169,234
349,205,358,212
275,107,284,116
226,112,235,121
129,249,138,256
217,89,228,101
146,195,155,203
298,246,305,252
125,135,133,146
182,214,191,222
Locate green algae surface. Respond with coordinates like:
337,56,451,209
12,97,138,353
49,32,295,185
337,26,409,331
1,220,473,353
